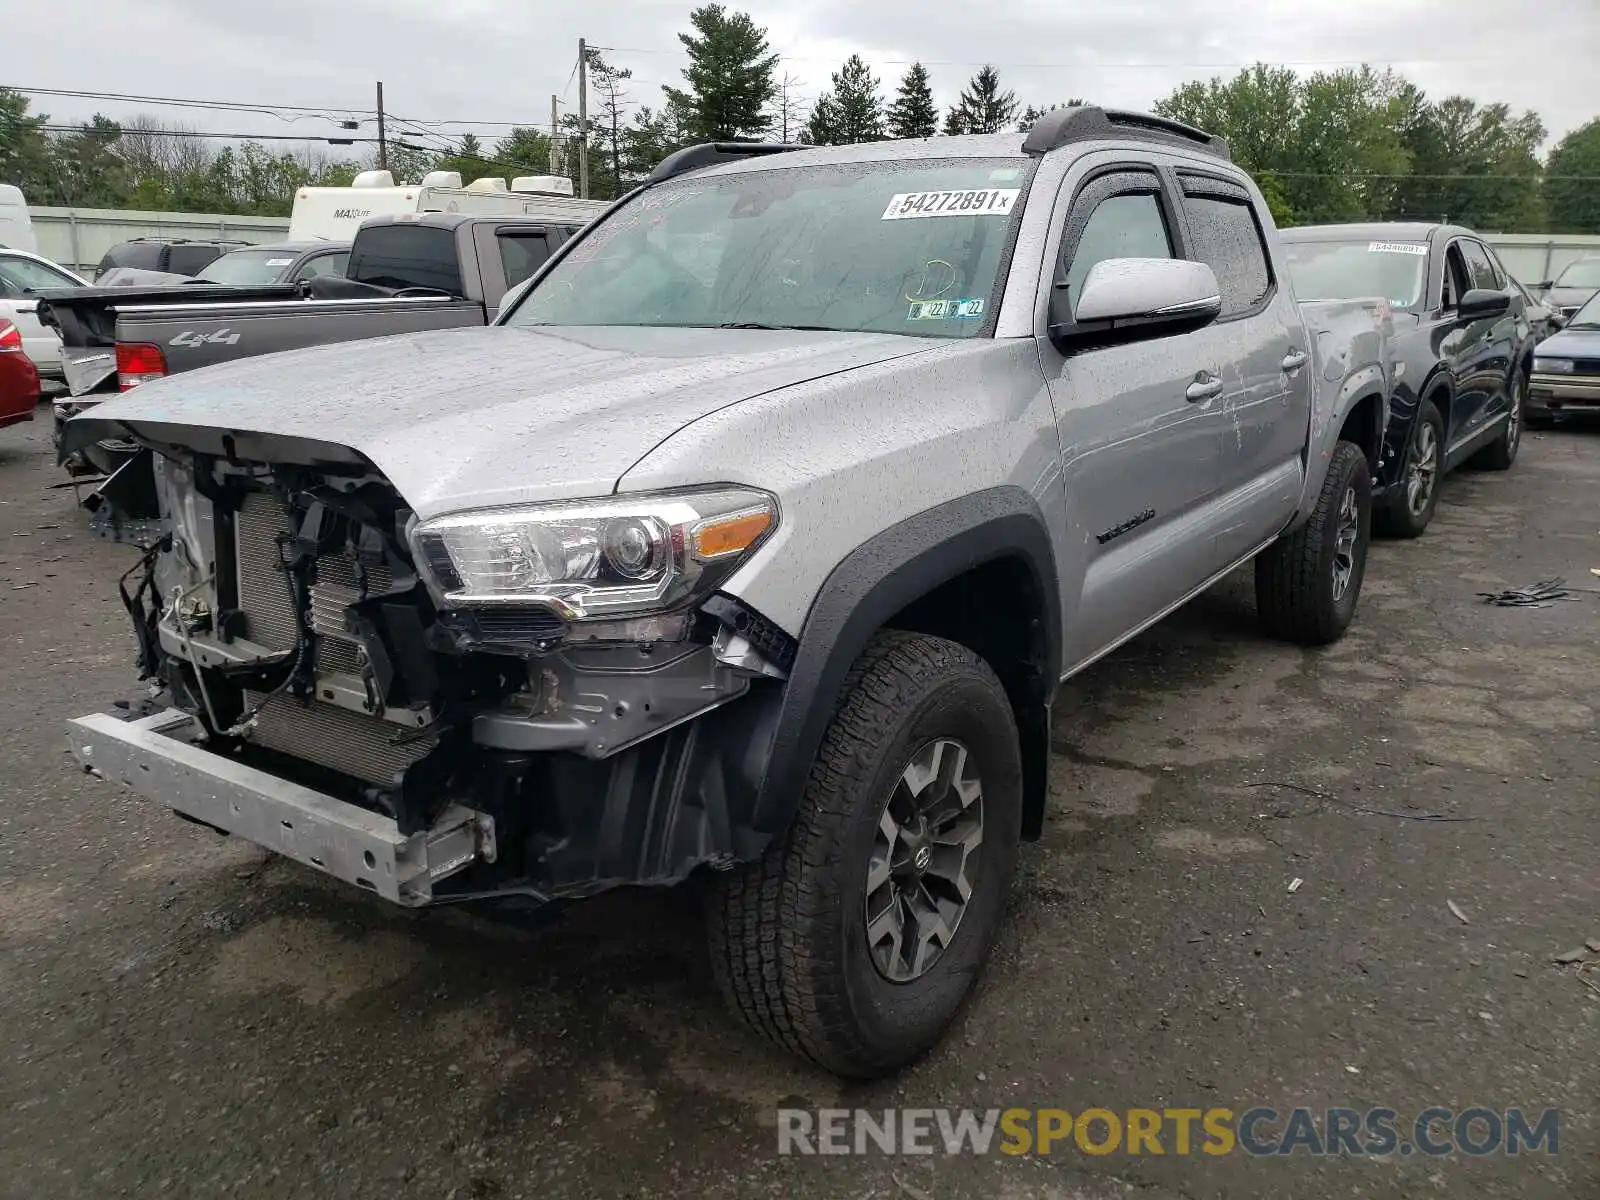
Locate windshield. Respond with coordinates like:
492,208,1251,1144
0,253,82,293
1281,239,1429,308
508,158,1034,337
1554,259,1600,289
1568,291,1600,329
195,249,296,285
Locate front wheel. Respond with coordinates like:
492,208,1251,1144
706,630,1023,1078
1255,440,1372,646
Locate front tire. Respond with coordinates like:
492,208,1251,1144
1374,398,1443,539
1255,440,1372,646
707,631,1023,1078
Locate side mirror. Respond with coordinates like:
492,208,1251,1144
1530,280,1553,292
1050,258,1222,347
1459,288,1511,318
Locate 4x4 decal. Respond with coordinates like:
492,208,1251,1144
169,328,241,348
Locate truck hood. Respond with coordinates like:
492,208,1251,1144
65,325,940,518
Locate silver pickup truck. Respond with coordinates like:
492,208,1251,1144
66,109,1392,1079
40,211,592,474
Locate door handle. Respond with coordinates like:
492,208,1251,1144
1186,374,1223,403
1281,349,1309,372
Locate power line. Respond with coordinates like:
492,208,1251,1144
9,84,372,121
38,123,376,145
588,46,1511,70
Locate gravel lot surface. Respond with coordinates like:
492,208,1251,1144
1,409,1595,1199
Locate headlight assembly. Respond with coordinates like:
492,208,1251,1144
409,487,777,620
1534,357,1574,374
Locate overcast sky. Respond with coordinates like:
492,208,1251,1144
17,0,1600,163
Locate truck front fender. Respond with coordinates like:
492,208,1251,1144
749,486,1062,843
1293,360,1390,531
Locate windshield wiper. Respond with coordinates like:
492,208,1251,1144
1564,322,1600,331
717,322,842,332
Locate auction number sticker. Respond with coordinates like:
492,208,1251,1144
882,189,1020,220
1368,242,1428,255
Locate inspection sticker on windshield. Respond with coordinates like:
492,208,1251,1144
1369,242,1428,255
882,189,1020,220
909,298,985,320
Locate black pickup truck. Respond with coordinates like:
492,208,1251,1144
41,211,589,473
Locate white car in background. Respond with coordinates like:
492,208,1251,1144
0,247,89,393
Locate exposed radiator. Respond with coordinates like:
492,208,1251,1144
244,690,438,786
234,492,394,675
235,494,297,650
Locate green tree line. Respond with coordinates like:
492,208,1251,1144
4,5,1600,232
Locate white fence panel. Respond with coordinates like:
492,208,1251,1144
31,206,290,274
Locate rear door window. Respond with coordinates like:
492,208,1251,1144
347,225,463,295
496,231,554,288
1177,176,1272,318
98,244,163,277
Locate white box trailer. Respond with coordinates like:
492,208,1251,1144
288,170,610,242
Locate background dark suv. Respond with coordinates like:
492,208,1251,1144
93,238,249,282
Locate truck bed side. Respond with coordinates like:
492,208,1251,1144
113,296,487,374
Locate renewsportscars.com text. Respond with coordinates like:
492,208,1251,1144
776,1106,1560,1158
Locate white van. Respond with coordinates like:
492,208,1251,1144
288,171,609,242
0,185,39,254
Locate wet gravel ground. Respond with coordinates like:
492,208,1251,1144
0,408,1596,1199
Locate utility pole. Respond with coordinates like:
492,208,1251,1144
376,80,388,173
550,94,559,175
577,38,590,199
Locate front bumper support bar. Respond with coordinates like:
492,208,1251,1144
67,709,494,906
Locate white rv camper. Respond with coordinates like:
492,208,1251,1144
288,170,609,242
0,185,39,254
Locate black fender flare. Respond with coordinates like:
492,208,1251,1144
750,486,1062,841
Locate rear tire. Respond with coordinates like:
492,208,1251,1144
706,630,1023,1078
1374,398,1443,539
1255,440,1371,646
1475,370,1525,471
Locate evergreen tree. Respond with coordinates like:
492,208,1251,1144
942,107,968,136
805,93,839,146
806,57,884,145
662,5,779,141
832,55,885,144
950,65,1019,135
886,63,938,140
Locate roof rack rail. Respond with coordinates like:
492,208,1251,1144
1021,106,1230,160
647,141,805,184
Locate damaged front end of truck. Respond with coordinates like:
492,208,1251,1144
64,421,793,909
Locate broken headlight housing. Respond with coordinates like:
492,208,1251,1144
409,487,777,620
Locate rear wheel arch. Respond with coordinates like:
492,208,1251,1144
751,487,1061,845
